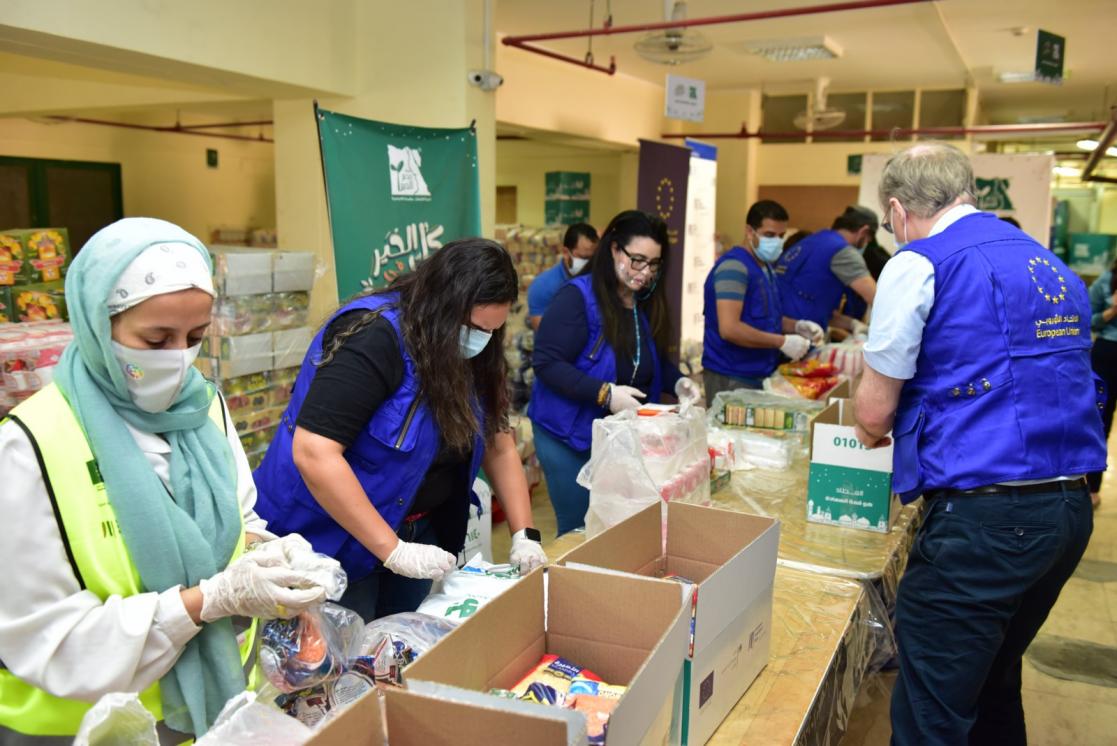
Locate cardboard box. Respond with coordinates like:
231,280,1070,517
273,250,317,292
807,401,896,533
210,245,274,295
0,228,71,285
308,687,580,746
545,171,592,201
11,281,67,322
545,199,591,226
0,286,12,323
404,566,691,746
273,326,314,369
827,378,852,403
558,503,780,745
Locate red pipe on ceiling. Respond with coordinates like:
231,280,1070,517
501,0,934,75
44,116,274,143
660,121,1109,140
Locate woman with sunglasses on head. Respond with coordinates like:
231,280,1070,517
530,210,699,536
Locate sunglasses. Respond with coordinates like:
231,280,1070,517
620,245,663,272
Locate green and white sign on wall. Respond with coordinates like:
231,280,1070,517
807,402,895,533
1035,29,1066,84
316,106,481,298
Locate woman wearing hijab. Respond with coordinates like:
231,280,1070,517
254,238,547,623
0,218,339,742
530,210,699,536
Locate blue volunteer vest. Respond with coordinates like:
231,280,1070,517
253,294,484,581
891,213,1107,501
529,275,663,452
774,229,849,329
702,247,783,379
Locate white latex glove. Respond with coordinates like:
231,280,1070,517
250,534,346,600
383,541,457,580
674,377,700,405
199,553,329,622
510,529,548,574
609,384,646,414
779,334,811,362
851,319,869,337
795,319,825,346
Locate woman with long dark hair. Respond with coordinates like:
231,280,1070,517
530,210,698,535
1087,257,1117,508
254,239,546,621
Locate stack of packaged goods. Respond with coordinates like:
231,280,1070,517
544,171,590,226
706,389,829,470
0,321,73,417
766,359,843,401
0,228,72,324
197,246,317,468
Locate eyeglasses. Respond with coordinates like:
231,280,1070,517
620,245,663,272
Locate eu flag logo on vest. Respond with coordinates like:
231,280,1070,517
1027,255,1068,305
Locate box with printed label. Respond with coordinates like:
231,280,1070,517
0,228,71,285
807,401,896,533
0,287,12,323
210,246,274,296
558,503,779,745
12,281,68,322
545,199,591,226
545,171,592,201
404,565,690,746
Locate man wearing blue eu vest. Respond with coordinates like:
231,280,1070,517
701,200,824,402
853,143,1106,745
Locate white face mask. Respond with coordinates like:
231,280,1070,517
569,256,590,274
111,341,201,413
459,326,493,359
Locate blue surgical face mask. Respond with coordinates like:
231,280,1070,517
755,235,785,263
459,325,492,359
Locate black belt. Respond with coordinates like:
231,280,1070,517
926,477,1087,502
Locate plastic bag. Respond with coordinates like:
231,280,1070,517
808,340,865,378
417,554,521,624
195,691,313,746
578,408,711,536
73,692,157,746
259,602,364,693
354,611,458,685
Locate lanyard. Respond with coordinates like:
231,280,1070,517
630,304,641,385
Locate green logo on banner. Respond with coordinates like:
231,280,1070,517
317,108,481,297
975,178,1015,211
1035,29,1065,83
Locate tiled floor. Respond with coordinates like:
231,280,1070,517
842,449,1117,746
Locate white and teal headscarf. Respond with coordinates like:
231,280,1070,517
54,218,243,735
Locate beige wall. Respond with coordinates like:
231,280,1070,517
0,116,275,242
495,140,636,228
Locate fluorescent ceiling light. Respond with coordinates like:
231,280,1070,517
1053,165,1081,177
736,36,842,63
998,71,1037,83
1077,139,1117,157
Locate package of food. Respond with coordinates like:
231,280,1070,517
569,694,621,745
212,294,275,336
509,654,605,707
0,235,21,286
12,281,67,322
259,603,363,694
0,229,71,285
353,611,457,686
272,292,310,330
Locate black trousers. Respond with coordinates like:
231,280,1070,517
1087,337,1117,492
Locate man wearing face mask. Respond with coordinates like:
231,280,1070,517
701,200,824,402
774,205,879,338
527,223,599,331
255,239,545,623
853,143,1104,745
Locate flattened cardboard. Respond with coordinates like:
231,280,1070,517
405,565,690,746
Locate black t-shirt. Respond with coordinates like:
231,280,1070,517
296,311,471,516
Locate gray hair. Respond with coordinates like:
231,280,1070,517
878,142,976,219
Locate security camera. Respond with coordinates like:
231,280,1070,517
468,69,504,92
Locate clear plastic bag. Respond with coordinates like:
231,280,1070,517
578,408,711,537
354,611,458,685
195,691,314,746
259,602,364,693
73,692,157,746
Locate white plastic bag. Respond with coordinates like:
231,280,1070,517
458,478,493,564
73,693,157,746
417,554,521,624
195,691,314,746
578,408,711,537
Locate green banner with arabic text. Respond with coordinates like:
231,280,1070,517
316,107,481,298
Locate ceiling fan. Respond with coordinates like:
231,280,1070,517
633,1,713,66
794,77,848,131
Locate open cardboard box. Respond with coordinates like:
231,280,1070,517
308,686,578,746
557,502,779,745
403,565,691,746
807,400,898,533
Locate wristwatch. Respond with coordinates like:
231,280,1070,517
522,527,542,543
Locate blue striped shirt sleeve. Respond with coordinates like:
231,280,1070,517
714,259,749,301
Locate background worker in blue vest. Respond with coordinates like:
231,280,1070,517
853,143,1105,746
531,210,699,536
527,222,599,331
0,218,339,740
775,205,879,339
254,239,546,623
701,200,825,402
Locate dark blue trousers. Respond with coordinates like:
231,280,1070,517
891,484,1093,746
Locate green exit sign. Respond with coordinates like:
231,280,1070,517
1035,29,1065,83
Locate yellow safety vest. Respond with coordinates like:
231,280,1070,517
0,383,255,738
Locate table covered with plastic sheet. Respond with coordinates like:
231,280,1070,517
710,461,922,621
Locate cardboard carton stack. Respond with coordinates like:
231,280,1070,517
545,171,591,226
197,246,317,468
0,320,72,416
0,228,72,323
